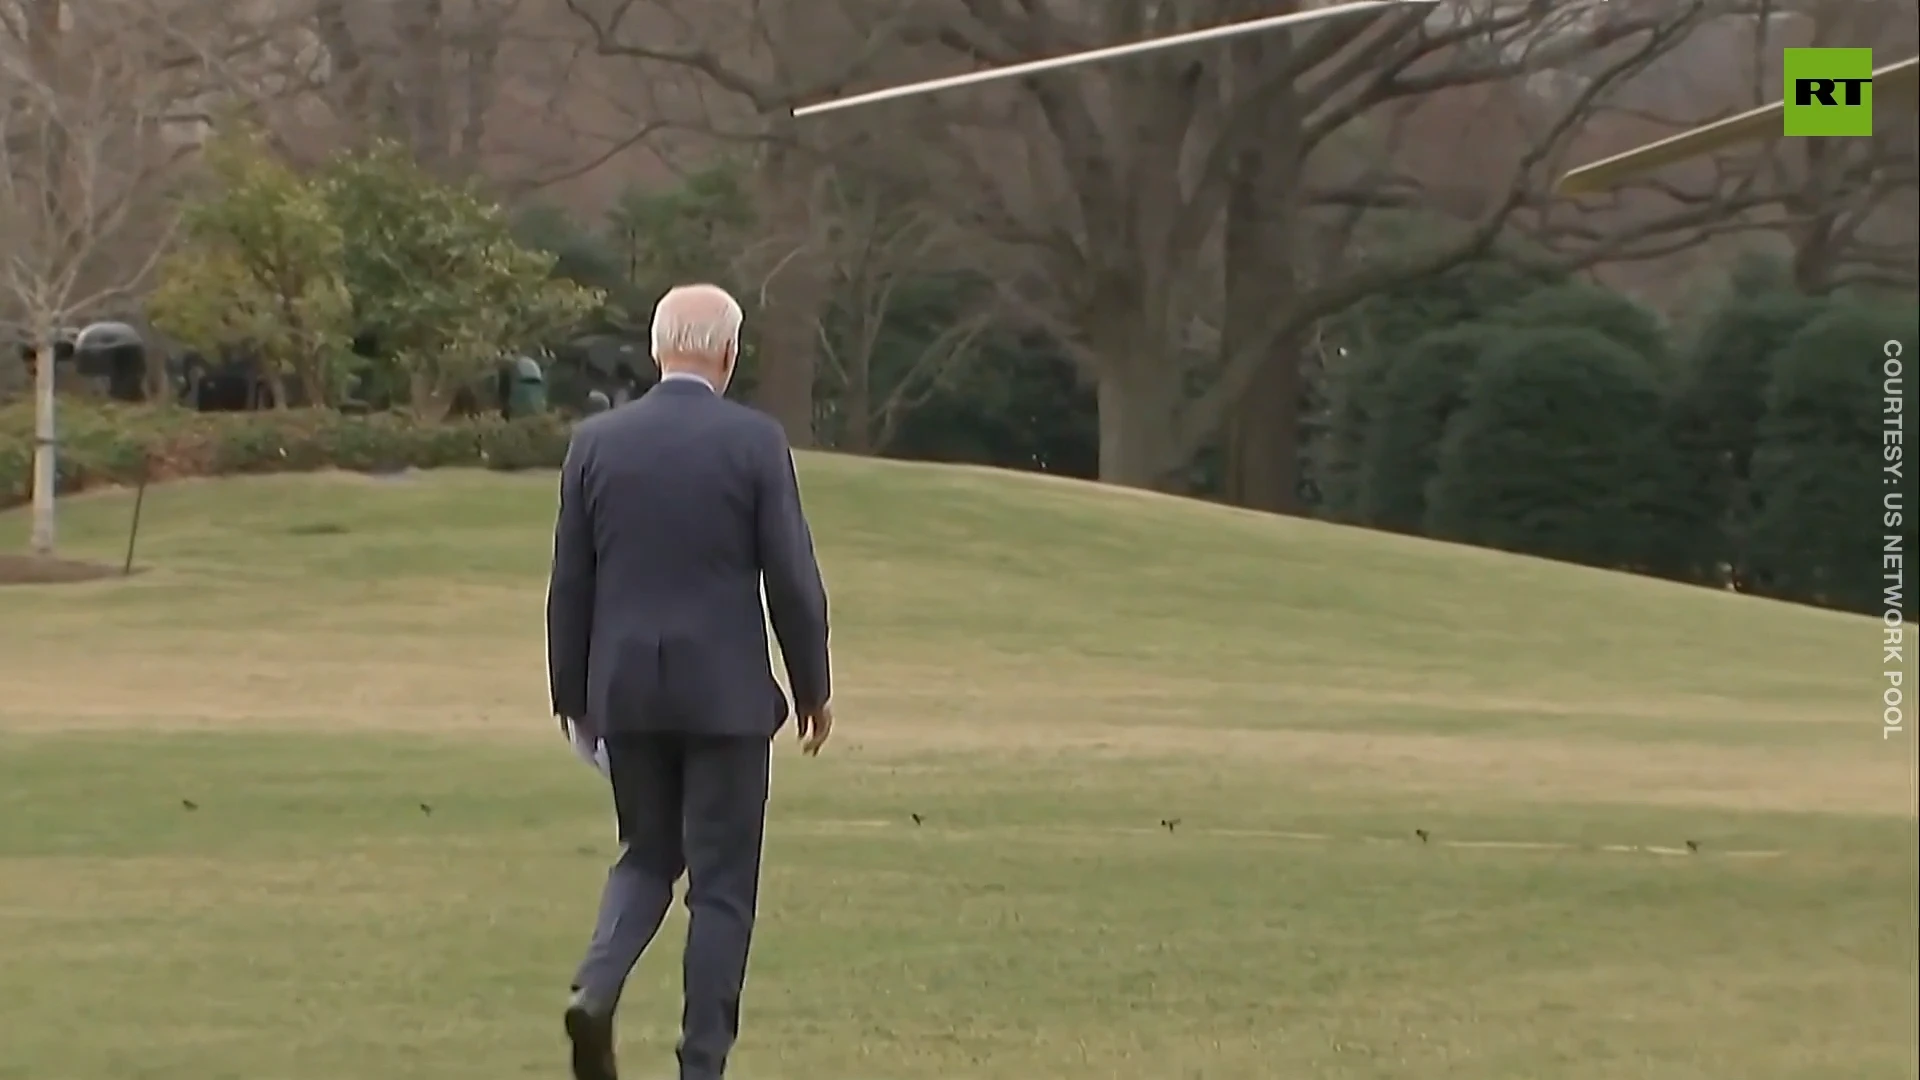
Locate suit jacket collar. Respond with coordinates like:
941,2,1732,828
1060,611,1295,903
650,376,715,398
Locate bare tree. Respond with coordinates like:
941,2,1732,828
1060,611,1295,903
909,0,1815,498
290,0,689,207
301,0,528,172
813,178,995,453
0,1,188,555
1768,0,1917,292
1518,0,1915,296
554,0,1773,494
290,0,809,425
559,0,930,445
558,0,1897,501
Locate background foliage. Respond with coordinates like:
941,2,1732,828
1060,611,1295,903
10,158,1913,621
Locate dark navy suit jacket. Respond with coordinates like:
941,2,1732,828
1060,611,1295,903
545,376,830,737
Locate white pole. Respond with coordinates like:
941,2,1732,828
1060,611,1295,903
791,0,1438,118
29,327,57,557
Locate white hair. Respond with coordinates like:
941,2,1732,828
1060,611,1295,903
650,284,743,361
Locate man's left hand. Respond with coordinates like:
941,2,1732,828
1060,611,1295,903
558,715,609,775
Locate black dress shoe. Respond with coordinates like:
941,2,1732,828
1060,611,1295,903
564,991,618,1080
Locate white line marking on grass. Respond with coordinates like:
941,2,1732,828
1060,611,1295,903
790,819,1786,859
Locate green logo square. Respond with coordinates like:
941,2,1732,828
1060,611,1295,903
1784,48,1874,136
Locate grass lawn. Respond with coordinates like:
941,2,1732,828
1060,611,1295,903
1,459,1914,1080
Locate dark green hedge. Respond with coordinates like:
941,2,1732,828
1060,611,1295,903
1745,303,1919,611
1424,327,1701,576
1355,325,1506,533
0,401,573,511
1318,257,1565,518
1490,283,1672,374
1664,287,1831,584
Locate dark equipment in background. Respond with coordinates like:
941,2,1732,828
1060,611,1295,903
545,333,651,413
16,332,77,377
8,333,78,406
177,350,276,411
446,356,552,420
610,362,647,405
447,383,485,419
74,322,150,402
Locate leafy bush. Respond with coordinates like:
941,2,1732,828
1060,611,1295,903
147,129,359,408
1316,258,1565,520
1425,328,1702,575
146,131,604,414
1491,283,1672,373
1744,302,1917,612
1675,287,1829,477
0,402,573,511
1340,256,1566,356
1355,325,1504,533
1310,347,1393,520
1664,287,1831,581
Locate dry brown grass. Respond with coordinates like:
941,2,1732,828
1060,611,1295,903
4,606,1907,816
0,552,126,585
1,468,1914,1080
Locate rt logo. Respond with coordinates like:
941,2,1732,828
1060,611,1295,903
1784,48,1874,136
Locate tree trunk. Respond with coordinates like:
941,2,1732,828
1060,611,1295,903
29,332,58,556
454,12,503,173
841,356,872,455
145,350,169,403
1095,353,1183,490
754,278,821,445
25,6,68,556
409,370,436,417
1221,342,1304,513
1790,211,1841,294
750,137,821,446
398,0,451,171
1217,32,1307,514
298,362,330,408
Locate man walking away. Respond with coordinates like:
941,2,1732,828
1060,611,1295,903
546,283,834,1080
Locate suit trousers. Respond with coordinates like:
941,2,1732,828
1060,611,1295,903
572,732,772,1080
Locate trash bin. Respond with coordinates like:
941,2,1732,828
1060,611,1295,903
504,355,547,419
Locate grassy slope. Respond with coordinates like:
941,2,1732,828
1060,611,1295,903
0,456,1913,1080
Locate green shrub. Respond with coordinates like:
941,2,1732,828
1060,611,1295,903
1491,283,1672,372
0,401,573,511
1316,257,1563,519
1745,302,1917,612
1666,287,1831,583
1676,285,1830,477
1425,328,1702,575
1342,256,1565,355
1355,325,1503,533
1310,348,1392,520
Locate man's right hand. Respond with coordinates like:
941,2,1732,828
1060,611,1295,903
797,702,833,756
